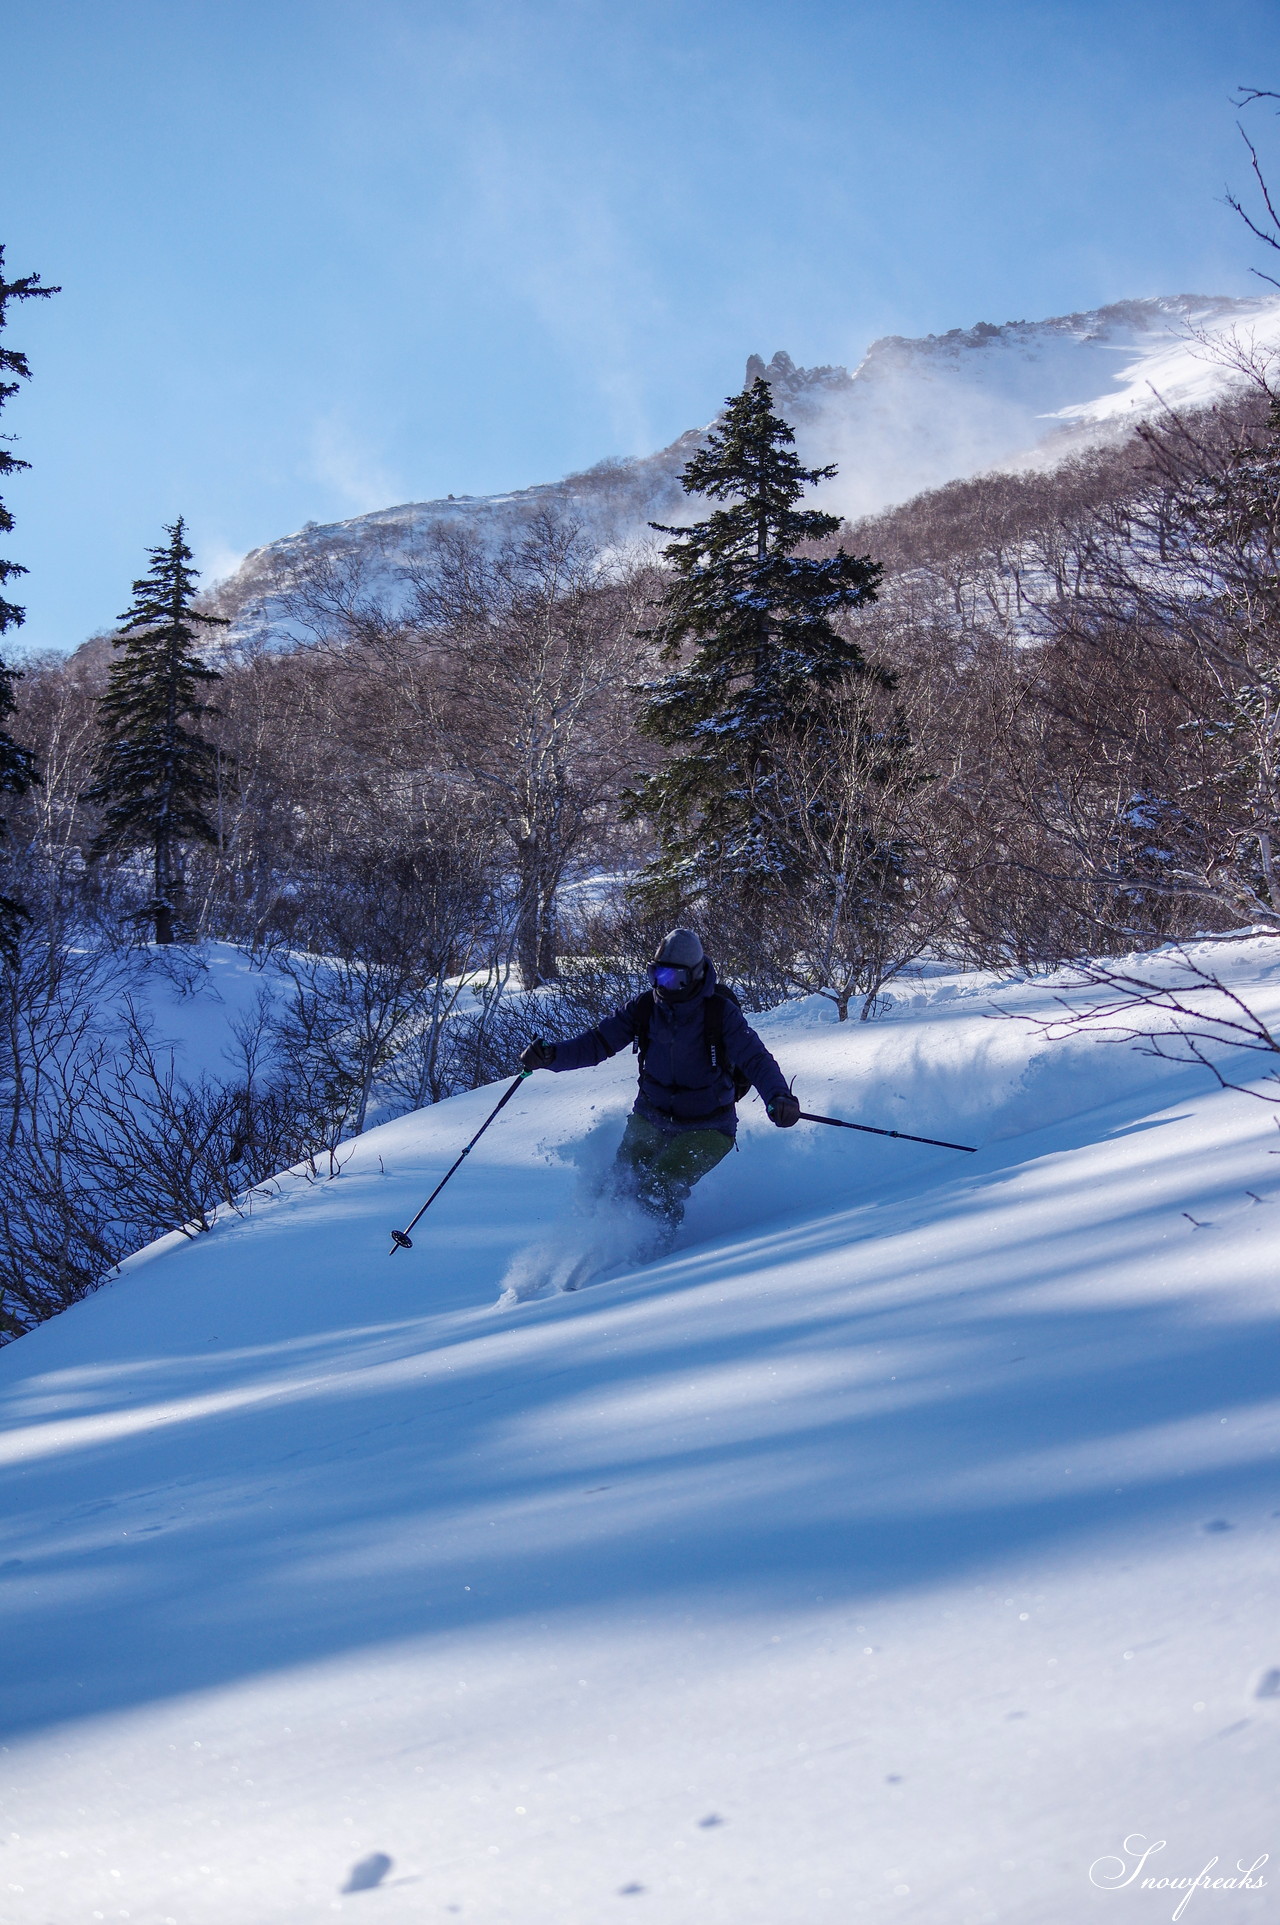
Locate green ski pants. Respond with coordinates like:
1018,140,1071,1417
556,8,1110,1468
610,1112,735,1227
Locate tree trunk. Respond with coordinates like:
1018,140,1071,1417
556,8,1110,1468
535,898,558,983
514,835,563,986
153,832,174,944
514,841,542,988
1260,829,1279,911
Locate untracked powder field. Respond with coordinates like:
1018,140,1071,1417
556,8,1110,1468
2,940,1279,1922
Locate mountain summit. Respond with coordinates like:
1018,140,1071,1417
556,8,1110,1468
215,294,1280,641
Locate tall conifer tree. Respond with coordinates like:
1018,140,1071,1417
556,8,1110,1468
1,244,59,638
0,246,56,955
85,520,231,943
633,376,883,899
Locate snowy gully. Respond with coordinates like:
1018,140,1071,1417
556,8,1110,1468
1089,1836,1269,1920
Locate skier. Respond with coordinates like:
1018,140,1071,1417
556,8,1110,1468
519,928,800,1236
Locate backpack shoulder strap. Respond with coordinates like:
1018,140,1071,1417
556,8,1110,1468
705,985,751,1102
703,985,742,1063
632,990,655,1064
703,987,727,1067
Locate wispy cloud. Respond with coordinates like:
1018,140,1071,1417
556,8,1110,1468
452,97,669,457
191,534,248,589
308,413,404,515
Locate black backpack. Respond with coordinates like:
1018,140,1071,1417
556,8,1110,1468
630,985,753,1104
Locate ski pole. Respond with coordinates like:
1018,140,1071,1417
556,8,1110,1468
389,1070,532,1254
797,1110,977,1153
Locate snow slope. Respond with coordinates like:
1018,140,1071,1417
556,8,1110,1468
215,294,1280,646
4,944,1280,1922
101,943,295,1086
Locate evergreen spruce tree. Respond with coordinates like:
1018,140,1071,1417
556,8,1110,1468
1,244,59,637
633,376,883,902
0,246,56,956
84,520,231,944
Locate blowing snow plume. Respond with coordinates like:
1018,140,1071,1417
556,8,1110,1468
212,293,1280,646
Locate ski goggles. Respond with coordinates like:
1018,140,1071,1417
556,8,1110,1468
650,962,698,992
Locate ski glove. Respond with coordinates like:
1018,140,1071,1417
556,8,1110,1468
767,1090,801,1128
520,1038,556,1072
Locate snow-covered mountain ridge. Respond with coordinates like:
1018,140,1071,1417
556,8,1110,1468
3,937,1280,1920
216,293,1280,642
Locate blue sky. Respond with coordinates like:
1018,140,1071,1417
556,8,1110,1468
4,0,1278,652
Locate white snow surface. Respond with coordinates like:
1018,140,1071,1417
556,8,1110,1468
216,294,1280,646
4,940,1280,1921
107,943,295,1085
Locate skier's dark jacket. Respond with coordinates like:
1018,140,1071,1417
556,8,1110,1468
547,963,789,1137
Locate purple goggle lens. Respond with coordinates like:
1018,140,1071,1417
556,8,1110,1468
651,963,691,990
